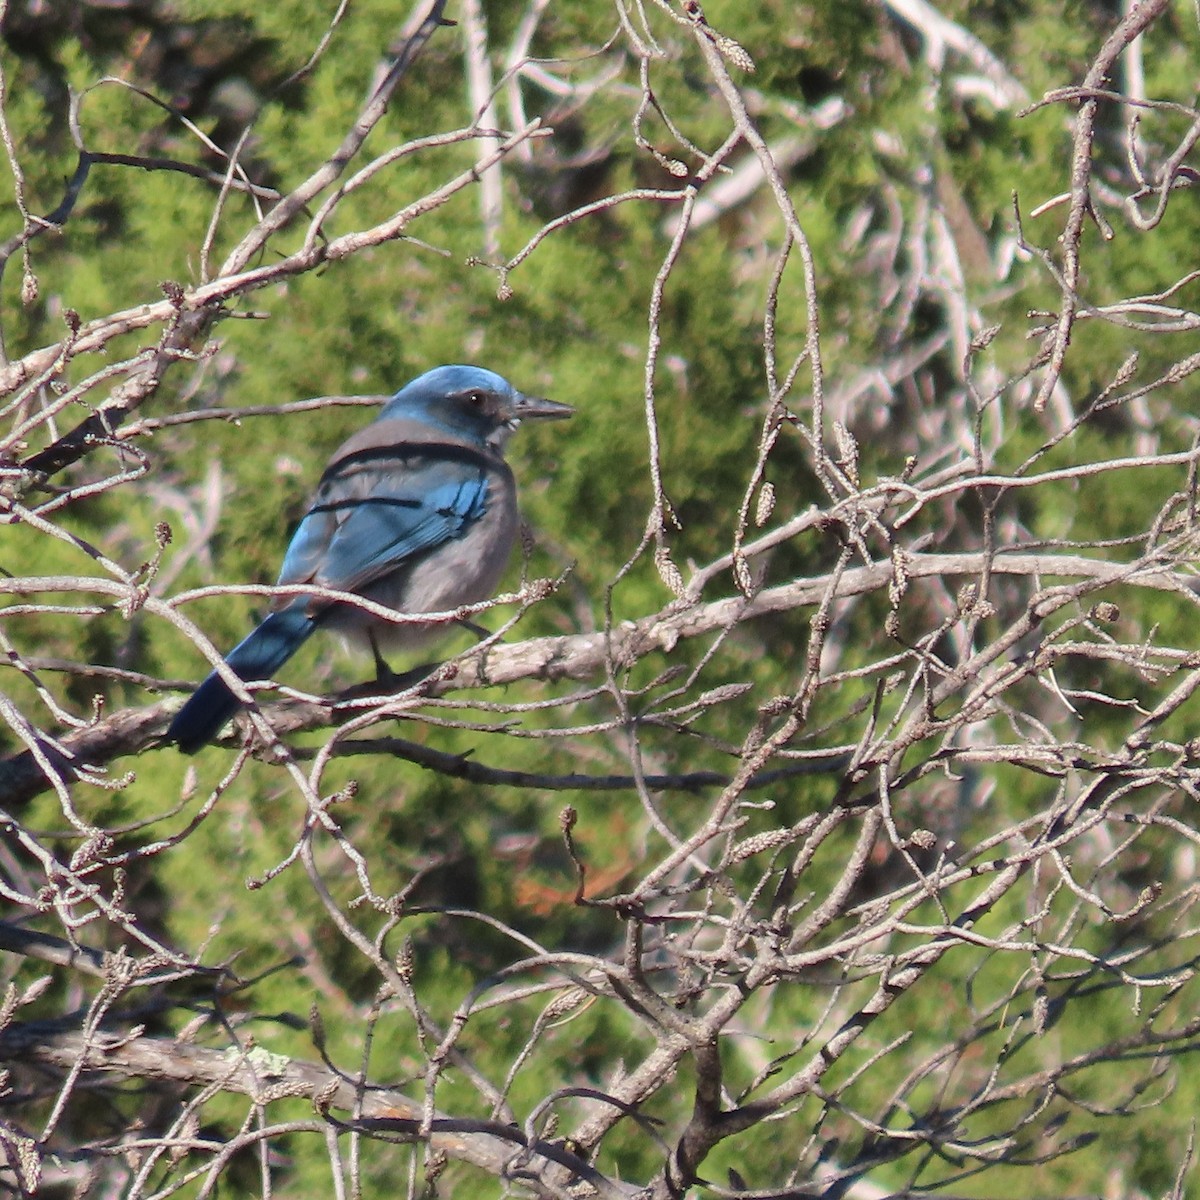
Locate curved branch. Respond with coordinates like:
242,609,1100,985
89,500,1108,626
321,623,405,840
0,546,1190,808
0,1019,633,1197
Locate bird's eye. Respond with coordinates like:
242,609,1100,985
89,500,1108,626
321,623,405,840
467,391,485,407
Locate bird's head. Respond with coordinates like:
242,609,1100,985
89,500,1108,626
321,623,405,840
382,365,573,448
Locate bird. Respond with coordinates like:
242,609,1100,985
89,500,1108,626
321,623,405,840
166,364,573,753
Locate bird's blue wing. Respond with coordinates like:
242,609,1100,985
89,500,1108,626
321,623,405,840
276,451,490,600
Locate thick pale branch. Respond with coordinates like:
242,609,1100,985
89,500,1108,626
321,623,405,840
0,1020,630,1196
0,546,1191,806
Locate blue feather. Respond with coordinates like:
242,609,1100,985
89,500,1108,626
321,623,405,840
286,449,491,595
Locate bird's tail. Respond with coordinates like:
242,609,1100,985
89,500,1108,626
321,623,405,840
167,608,317,754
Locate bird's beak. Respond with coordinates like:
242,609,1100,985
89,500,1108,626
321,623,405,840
512,393,574,422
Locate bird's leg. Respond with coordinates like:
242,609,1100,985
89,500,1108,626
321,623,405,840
369,631,399,687
458,619,492,643
366,631,436,695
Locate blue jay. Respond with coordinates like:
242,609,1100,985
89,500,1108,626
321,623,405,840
167,364,572,753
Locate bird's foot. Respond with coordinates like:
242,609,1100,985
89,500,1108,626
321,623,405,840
336,661,437,705
360,634,435,695
377,660,436,692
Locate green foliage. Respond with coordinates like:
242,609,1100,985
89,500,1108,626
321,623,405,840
8,1,1200,1196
